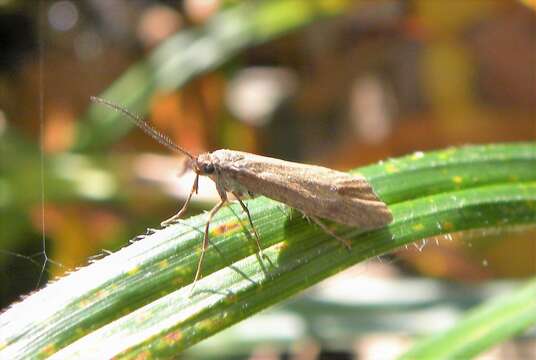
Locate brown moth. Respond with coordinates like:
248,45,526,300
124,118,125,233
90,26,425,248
90,96,392,293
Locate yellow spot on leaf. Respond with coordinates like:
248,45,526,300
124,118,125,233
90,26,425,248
442,221,454,231
164,330,183,344
452,175,463,184
212,221,241,236
437,148,455,160
385,164,399,173
78,299,91,309
127,266,140,276
274,241,289,251
225,293,238,304
197,319,214,332
158,259,169,270
173,277,184,287
132,350,151,360
121,307,132,316
412,223,425,231
41,343,57,356
0,342,6,351
95,289,109,299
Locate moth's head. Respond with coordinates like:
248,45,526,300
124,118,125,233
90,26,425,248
193,153,216,176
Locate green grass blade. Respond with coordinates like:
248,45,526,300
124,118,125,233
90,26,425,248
398,276,536,360
0,143,535,359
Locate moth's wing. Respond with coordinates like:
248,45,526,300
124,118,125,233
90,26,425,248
327,175,393,228
221,153,392,229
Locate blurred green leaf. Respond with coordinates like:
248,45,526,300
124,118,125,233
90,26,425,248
76,0,351,151
399,276,536,360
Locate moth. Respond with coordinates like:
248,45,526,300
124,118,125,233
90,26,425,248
90,96,392,292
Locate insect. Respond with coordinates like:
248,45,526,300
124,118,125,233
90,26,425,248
90,96,393,293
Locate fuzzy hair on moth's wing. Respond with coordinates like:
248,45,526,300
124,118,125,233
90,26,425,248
215,151,392,229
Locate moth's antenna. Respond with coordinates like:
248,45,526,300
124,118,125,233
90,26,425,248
90,96,194,160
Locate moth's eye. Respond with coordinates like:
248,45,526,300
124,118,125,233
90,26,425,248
202,163,215,174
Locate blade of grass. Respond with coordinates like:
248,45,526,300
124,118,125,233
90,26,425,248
399,276,536,360
47,182,536,359
0,143,535,359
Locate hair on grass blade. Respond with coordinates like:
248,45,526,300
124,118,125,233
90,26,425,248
90,96,393,295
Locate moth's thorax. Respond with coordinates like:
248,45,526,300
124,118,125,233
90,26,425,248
199,150,251,196
210,149,246,164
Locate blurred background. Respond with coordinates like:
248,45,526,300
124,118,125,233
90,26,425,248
0,0,535,358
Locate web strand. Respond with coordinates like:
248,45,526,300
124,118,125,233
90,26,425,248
37,0,49,288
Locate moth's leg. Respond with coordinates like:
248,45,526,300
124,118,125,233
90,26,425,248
190,194,227,295
232,192,264,258
161,174,199,227
309,216,352,250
